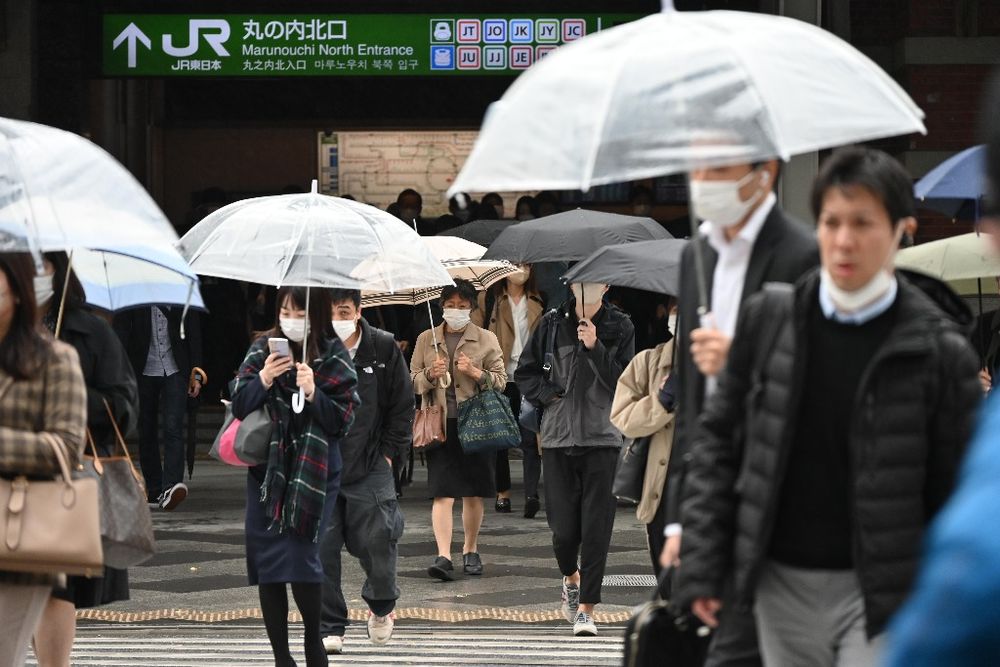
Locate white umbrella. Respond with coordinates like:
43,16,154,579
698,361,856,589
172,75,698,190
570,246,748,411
895,233,1000,283
449,2,925,195
0,117,203,331
362,236,519,307
179,182,453,412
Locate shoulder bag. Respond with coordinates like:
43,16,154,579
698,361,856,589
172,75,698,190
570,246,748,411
457,378,521,455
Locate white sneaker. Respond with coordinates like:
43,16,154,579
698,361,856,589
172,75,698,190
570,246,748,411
367,611,395,645
322,635,344,655
561,578,580,623
160,482,188,511
573,611,597,637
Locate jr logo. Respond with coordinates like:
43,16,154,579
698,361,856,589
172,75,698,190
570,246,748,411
162,19,231,57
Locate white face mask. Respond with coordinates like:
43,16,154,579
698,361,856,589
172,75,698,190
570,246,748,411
442,308,472,330
571,283,605,305
690,169,767,227
821,224,904,314
280,317,306,343
331,319,358,341
507,266,530,286
33,274,54,307
667,313,678,335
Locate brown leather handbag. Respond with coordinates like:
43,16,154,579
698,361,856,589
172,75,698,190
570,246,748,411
413,391,446,451
0,432,104,577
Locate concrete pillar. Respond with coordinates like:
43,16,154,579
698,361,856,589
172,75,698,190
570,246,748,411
777,0,822,225
0,0,35,120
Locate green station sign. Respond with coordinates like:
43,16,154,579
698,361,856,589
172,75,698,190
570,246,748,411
102,13,644,77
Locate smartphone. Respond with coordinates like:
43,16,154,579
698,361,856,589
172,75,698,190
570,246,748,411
268,337,291,358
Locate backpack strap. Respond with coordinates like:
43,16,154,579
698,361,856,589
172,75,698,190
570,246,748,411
371,328,399,415
752,283,795,384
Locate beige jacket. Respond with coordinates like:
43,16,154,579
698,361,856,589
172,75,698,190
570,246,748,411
410,323,507,423
473,290,545,366
610,340,676,524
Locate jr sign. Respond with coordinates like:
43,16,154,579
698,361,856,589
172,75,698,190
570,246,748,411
102,13,643,77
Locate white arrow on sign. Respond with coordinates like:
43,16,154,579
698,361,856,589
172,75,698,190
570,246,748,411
112,22,152,69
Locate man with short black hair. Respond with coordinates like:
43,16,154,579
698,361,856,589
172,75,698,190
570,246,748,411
320,289,413,655
677,147,981,666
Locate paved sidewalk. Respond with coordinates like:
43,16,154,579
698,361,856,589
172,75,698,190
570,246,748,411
87,458,655,625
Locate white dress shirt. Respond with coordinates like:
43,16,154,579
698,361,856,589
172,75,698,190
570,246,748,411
508,294,531,377
700,192,776,396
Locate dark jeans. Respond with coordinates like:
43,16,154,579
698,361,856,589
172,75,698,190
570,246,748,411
646,491,668,578
496,383,543,499
319,464,403,638
542,447,618,605
138,372,187,497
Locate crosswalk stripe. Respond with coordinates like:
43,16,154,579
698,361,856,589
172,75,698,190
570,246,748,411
29,627,626,666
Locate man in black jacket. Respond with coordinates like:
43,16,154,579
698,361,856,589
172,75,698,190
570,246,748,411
320,290,413,655
114,306,202,511
677,148,981,666
661,158,818,666
516,283,634,638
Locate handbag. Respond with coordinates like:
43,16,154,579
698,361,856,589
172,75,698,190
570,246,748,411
413,391,446,452
82,400,156,569
457,380,521,455
622,568,711,667
210,400,272,467
613,436,652,504
521,312,561,433
0,433,104,577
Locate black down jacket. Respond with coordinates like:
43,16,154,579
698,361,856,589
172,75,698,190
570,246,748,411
676,269,982,637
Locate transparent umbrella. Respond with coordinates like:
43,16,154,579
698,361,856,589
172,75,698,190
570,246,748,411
179,182,453,412
450,2,925,195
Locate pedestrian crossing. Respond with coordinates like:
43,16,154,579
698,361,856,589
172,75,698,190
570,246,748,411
29,625,625,666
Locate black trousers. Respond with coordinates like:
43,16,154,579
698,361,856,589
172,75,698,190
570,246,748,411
496,383,543,498
646,492,668,578
542,447,618,605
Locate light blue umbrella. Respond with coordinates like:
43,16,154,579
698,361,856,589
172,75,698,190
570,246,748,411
70,248,205,313
914,145,986,219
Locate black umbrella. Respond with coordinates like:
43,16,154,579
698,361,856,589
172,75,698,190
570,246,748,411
562,239,688,295
483,209,670,263
441,218,517,246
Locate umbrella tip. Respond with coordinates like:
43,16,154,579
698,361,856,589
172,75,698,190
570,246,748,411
311,179,319,194
661,0,676,11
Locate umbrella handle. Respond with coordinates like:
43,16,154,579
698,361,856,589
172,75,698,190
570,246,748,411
292,387,306,414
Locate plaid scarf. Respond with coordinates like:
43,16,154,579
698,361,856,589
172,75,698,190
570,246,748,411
233,336,358,542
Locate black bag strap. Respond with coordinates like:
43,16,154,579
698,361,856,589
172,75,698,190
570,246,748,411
541,309,561,380
752,283,794,384
372,328,398,415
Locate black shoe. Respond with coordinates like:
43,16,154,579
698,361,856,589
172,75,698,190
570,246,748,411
495,497,512,513
463,552,483,576
524,496,541,519
428,556,454,581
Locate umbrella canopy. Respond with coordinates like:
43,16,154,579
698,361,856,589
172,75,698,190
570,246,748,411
449,4,924,195
71,248,205,313
440,219,517,246
178,183,452,292
0,117,187,271
895,233,1000,282
363,236,519,307
914,145,987,219
562,239,687,295
484,210,670,264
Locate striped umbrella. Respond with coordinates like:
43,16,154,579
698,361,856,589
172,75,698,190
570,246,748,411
362,236,520,307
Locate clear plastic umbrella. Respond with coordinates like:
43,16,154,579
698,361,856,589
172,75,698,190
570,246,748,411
449,2,925,195
179,182,453,412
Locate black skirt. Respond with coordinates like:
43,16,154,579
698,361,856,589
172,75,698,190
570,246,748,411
53,567,129,608
427,419,497,499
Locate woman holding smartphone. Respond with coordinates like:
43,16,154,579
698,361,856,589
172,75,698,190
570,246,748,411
232,287,359,667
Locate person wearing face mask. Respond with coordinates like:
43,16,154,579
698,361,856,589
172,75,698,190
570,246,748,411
319,290,412,655
231,286,359,667
515,280,635,638
30,253,138,667
659,156,818,666
410,279,506,582
113,299,203,512
472,265,546,518
675,147,981,667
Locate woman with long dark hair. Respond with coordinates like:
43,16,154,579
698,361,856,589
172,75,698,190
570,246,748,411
0,252,87,666
32,252,139,667
232,286,359,667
